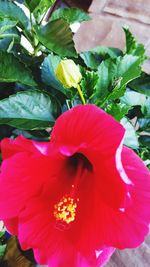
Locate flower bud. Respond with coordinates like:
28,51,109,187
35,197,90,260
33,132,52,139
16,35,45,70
55,59,82,88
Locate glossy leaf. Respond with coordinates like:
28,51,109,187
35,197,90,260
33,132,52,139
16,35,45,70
129,74,150,97
25,0,39,12
138,118,150,131
123,27,145,60
141,97,150,118
0,1,29,29
41,54,67,94
50,7,91,24
0,90,59,130
35,19,77,57
121,90,146,107
0,19,17,34
80,69,98,100
80,46,122,70
0,52,36,86
0,18,20,52
92,59,117,102
33,0,56,23
139,136,150,149
106,103,130,121
108,55,142,100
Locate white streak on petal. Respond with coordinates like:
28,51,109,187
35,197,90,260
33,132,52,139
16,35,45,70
116,138,133,185
95,250,103,258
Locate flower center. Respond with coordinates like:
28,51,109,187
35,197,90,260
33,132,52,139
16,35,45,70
54,196,79,225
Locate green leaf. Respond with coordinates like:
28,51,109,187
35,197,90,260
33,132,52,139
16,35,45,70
0,1,29,29
92,59,117,102
90,54,142,104
25,0,39,12
0,90,59,130
0,52,36,86
0,232,4,238
116,54,141,86
0,18,17,34
41,54,67,94
50,7,91,24
121,90,146,107
80,46,122,70
0,244,6,258
141,97,150,118
108,55,142,100
123,27,145,60
129,74,150,97
138,118,150,131
139,135,150,149
33,0,56,23
106,103,130,121
35,19,77,57
81,69,99,100
121,117,139,149
0,19,20,50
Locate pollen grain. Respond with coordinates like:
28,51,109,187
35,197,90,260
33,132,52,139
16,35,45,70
54,196,78,224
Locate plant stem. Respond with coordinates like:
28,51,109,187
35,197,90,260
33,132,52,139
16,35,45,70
76,84,86,104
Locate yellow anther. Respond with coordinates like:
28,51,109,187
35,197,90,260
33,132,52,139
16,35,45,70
54,196,78,224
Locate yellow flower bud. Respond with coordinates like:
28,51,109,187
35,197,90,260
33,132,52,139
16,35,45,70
55,59,82,88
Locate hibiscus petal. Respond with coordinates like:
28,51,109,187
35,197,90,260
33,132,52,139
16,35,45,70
17,192,114,267
51,104,128,209
0,151,57,219
4,218,18,235
0,135,51,159
95,146,150,249
51,104,125,157
75,146,150,253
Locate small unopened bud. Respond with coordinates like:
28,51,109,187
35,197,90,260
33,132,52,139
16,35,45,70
55,59,82,88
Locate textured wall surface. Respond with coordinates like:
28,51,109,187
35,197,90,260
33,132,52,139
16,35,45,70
74,0,150,73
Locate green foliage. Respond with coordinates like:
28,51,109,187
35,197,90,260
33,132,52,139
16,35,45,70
0,2,149,165
41,54,67,94
35,19,77,57
50,7,91,24
0,0,29,29
0,90,60,130
0,18,20,50
123,27,145,60
129,73,150,97
80,69,98,100
80,46,122,70
121,90,146,107
0,51,36,86
0,244,6,259
106,103,130,121
31,0,56,23
92,59,117,103
26,0,55,16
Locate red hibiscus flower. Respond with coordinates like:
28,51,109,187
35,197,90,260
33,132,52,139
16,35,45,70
0,104,150,267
